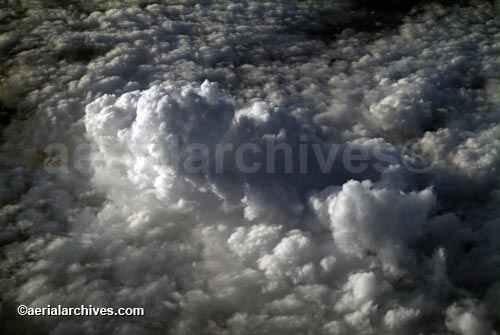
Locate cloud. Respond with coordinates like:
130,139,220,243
0,1,499,335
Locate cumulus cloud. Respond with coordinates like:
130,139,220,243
0,1,499,335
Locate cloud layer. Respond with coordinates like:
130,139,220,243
0,1,499,334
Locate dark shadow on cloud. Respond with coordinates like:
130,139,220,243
294,0,497,40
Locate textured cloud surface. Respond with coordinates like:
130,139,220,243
0,1,499,334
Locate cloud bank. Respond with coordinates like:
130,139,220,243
0,1,499,334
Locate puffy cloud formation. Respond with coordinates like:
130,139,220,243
0,1,499,335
